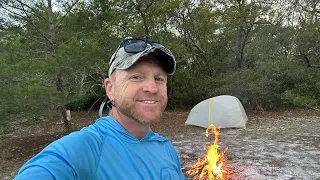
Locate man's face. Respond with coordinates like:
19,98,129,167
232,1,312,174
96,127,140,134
108,56,168,125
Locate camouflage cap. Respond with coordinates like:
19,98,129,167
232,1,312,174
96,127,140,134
108,43,176,77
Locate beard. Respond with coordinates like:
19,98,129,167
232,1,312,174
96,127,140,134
116,99,166,125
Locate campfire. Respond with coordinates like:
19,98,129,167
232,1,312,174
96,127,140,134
186,124,228,180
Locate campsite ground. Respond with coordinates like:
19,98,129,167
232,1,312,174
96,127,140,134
1,108,320,179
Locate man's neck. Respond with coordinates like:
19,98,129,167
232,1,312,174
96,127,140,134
110,109,150,140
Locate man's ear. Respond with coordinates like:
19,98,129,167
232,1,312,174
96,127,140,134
104,78,113,99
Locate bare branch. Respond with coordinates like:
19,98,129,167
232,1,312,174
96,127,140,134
30,49,52,54
87,96,104,113
86,74,101,85
29,36,48,46
188,35,206,57
17,1,53,48
15,0,47,22
144,0,155,11
55,0,81,28
15,0,37,11
133,0,155,15
3,2,25,12
0,4,25,18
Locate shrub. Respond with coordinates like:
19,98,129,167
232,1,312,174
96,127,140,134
282,90,319,108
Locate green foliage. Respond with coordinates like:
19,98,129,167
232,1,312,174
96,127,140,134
205,58,320,110
0,76,67,132
282,90,319,108
295,22,320,67
1,0,320,136
207,68,284,110
169,70,212,108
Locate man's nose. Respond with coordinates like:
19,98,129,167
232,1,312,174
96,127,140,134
143,78,159,94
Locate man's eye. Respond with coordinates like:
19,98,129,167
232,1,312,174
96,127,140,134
155,77,165,82
131,75,142,80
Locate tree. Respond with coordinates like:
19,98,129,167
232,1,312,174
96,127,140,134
0,0,82,131
215,0,273,69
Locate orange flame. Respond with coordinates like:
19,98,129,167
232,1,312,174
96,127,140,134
186,124,228,180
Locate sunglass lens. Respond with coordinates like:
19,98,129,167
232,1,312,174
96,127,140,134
124,39,146,53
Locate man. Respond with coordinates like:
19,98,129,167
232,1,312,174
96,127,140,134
14,39,186,180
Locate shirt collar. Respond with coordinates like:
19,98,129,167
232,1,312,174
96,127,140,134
97,116,168,143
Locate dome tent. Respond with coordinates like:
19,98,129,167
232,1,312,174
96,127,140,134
185,95,247,128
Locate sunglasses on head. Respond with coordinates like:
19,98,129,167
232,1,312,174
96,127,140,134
109,39,166,68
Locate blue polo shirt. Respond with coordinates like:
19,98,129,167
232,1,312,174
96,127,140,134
14,116,186,180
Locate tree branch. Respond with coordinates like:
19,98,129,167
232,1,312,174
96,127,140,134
15,0,47,22
144,0,155,11
0,4,25,19
55,0,81,28
16,1,53,47
87,96,104,113
3,2,25,12
15,0,36,11
29,36,48,46
187,34,206,58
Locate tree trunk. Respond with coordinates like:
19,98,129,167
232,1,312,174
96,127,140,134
236,0,250,69
48,0,72,132
236,30,244,69
47,0,57,52
134,0,154,40
303,53,311,67
62,110,73,134
141,12,150,40
237,28,250,69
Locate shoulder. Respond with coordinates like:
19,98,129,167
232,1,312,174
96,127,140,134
49,116,116,157
16,117,113,179
53,120,106,150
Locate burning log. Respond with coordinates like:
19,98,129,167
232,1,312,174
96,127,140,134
186,124,228,180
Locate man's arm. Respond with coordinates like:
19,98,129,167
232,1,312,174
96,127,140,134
15,160,76,180
14,126,103,179
15,166,55,180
